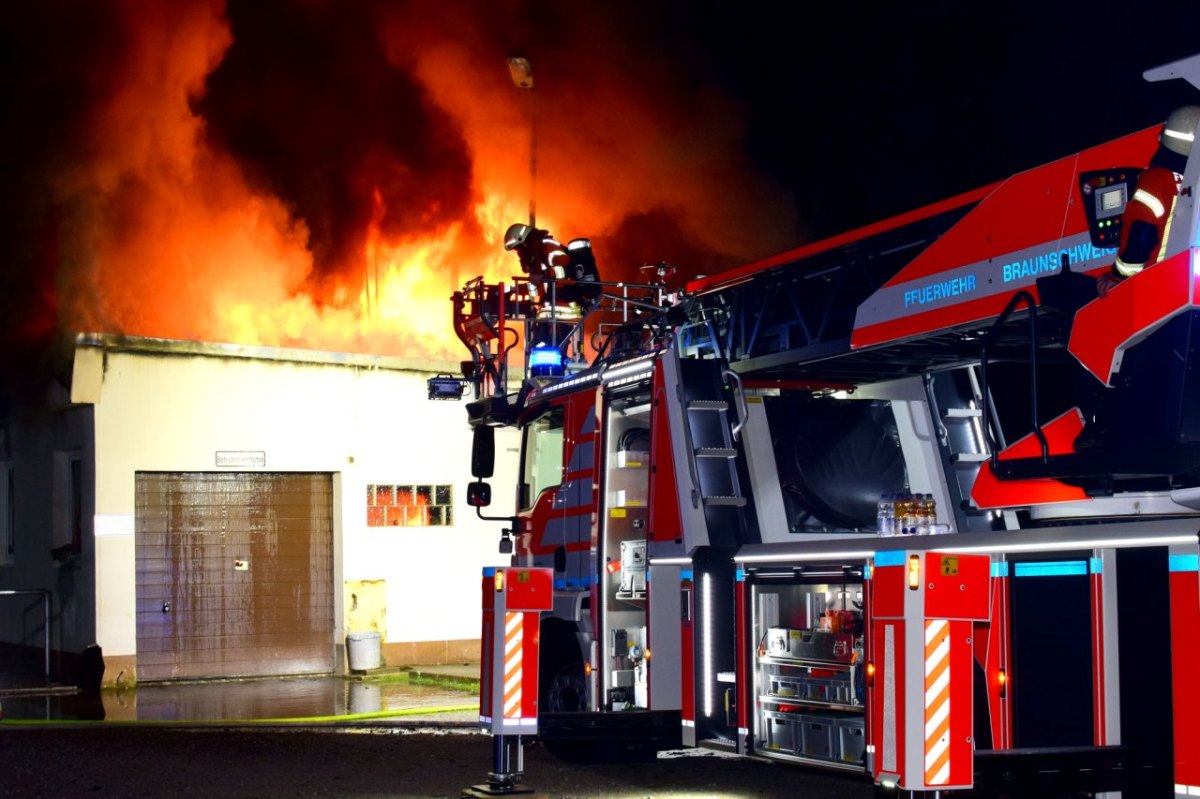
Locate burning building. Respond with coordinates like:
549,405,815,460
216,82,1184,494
0,1,798,683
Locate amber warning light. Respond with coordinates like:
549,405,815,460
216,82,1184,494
908,554,921,590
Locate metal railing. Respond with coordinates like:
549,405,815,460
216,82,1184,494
979,289,1049,467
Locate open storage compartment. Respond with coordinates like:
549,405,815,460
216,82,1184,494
747,563,868,771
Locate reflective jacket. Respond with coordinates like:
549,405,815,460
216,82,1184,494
1113,166,1184,277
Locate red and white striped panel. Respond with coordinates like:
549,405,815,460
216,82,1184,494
924,619,952,786
504,611,523,719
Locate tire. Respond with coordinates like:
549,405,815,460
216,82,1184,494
538,619,586,713
542,661,588,713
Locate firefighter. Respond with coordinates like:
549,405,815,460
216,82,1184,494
1096,105,1199,297
503,222,602,324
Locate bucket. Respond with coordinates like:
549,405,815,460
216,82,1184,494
346,631,383,671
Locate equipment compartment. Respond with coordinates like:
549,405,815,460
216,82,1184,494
748,566,867,771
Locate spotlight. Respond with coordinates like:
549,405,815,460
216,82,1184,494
427,374,467,401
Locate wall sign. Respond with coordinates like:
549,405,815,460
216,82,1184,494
215,451,266,468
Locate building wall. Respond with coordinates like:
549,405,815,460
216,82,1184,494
0,400,96,678
70,340,518,681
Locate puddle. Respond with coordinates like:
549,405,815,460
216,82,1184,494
1,675,477,722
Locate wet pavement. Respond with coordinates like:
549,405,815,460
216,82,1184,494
0,665,877,797
1,726,876,798
0,666,479,724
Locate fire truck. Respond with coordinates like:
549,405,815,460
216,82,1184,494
448,54,1200,797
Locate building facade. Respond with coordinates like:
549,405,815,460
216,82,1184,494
0,334,518,685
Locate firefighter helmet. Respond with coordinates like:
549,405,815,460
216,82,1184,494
1161,106,1200,156
504,223,532,251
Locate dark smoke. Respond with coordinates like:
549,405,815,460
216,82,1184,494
0,3,138,403
197,0,475,277
0,0,803,407
595,210,739,290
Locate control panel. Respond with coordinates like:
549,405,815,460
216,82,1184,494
1079,167,1141,248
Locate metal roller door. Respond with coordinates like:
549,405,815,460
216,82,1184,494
135,472,334,681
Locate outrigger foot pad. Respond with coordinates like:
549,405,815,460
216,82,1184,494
461,782,536,797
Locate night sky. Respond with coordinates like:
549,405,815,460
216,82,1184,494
5,1,1200,394
685,0,1200,242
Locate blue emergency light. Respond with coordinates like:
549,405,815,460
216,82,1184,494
529,343,565,380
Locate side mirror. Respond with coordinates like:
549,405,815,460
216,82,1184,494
471,426,495,479
467,480,492,508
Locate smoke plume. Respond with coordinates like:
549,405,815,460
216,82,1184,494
1,0,800,388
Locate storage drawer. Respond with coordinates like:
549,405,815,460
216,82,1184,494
837,719,865,763
768,675,805,699
768,675,852,704
764,713,797,753
805,677,851,704
800,717,834,759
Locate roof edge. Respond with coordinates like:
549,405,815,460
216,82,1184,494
74,332,461,374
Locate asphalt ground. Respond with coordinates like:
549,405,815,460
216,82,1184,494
0,665,875,798
0,724,877,799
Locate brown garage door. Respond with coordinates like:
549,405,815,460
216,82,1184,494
135,472,334,681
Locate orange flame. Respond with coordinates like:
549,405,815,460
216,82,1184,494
33,1,798,362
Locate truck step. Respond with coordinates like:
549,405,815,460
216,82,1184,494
694,447,737,458
687,400,728,411
703,495,747,507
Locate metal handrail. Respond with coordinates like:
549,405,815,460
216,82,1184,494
723,368,749,442
980,289,1050,468
0,588,51,677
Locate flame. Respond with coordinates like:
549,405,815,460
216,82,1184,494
11,1,801,367
214,189,526,358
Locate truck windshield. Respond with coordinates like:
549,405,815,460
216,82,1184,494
520,406,564,510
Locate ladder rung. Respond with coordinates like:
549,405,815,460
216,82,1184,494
951,452,989,464
703,496,747,507
695,447,737,458
688,400,728,411
942,408,983,419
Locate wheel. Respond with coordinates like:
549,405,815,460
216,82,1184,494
542,662,587,713
538,618,586,713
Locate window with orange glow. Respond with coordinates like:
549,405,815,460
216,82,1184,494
366,483,453,527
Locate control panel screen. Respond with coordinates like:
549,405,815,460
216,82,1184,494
1097,185,1126,217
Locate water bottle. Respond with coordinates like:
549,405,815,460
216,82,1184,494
916,493,931,536
895,492,910,535
904,493,920,536
877,494,893,536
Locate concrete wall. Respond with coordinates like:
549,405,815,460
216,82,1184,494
65,339,518,680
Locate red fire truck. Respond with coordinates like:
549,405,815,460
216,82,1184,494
447,54,1200,797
